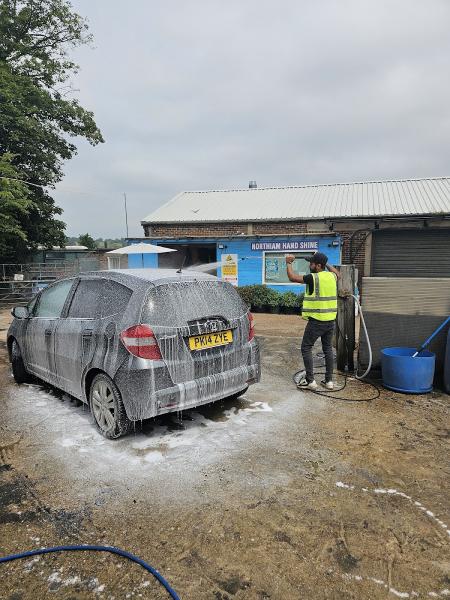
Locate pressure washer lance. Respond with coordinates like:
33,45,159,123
411,315,450,358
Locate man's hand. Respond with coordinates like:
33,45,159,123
285,254,304,283
326,263,341,279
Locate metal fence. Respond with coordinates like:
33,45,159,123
0,260,100,306
1,262,78,282
0,279,57,306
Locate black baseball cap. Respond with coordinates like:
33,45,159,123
307,252,328,267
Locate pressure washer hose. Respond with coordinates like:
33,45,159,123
0,545,180,600
351,293,372,379
293,293,379,401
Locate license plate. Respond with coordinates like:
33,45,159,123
188,329,233,351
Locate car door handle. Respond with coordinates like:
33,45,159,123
45,329,52,337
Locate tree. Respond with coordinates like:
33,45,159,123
77,233,96,250
0,152,34,260
0,152,65,261
0,0,104,261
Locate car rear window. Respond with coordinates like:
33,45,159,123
67,279,132,319
142,280,247,326
67,279,103,318
102,280,132,317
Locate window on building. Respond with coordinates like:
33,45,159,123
263,252,311,285
107,255,122,270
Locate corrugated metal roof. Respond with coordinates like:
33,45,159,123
142,177,450,224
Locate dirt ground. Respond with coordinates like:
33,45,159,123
0,308,449,599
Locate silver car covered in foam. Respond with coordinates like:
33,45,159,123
7,269,260,438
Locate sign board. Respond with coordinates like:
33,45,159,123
221,253,238,286
251,240,318,251
264,253,311,285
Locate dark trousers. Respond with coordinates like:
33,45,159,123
301,318,335,383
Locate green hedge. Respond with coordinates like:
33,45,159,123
237,284,304,314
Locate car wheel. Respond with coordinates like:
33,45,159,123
89,374,132,439
11,339,32,384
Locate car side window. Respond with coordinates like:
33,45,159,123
67,279,103,319
102,280,132,318
27,295,38,315
34,280,74,318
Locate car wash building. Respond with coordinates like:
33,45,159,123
128,177,450,296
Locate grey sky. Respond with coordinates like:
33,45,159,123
55,0,450,238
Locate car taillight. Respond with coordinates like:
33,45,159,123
120,324,162,360
248,312,255,341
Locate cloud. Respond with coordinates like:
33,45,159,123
54,0,450,237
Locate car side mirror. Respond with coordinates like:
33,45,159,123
12,306,29,319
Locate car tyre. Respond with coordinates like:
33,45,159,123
11,339,32,384
89,373,132,439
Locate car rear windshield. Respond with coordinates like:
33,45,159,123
67,279,132,319
141,280,247,326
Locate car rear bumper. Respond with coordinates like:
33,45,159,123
153,363,260,418
115,346,260,421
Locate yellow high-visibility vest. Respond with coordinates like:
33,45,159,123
302,271,337,321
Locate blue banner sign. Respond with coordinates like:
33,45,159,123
251,240,319,251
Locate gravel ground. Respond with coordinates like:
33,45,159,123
0,309,449,599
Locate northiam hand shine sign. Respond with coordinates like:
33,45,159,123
250,240,319,251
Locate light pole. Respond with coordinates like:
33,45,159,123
123,192,129,239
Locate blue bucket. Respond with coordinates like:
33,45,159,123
381,347,435,394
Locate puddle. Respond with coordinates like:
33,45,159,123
7,379,274,492
0,479,28,506
196,396,251,422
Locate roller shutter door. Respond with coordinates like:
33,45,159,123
359,277,450,371
371,229,450,277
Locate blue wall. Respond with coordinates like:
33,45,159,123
128,251,158,268
216,236,341,294
126,236,341,295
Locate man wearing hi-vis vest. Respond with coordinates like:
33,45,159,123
286,252,340,391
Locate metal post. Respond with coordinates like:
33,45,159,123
124,193,129,239
336,264,356,372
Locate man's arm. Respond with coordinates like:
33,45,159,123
285,254,305,283
326,263,341,279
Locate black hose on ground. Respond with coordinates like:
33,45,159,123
292,369,380,402
294,318,380,402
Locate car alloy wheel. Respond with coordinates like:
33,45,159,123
91,379,116,434
89,374,132,439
